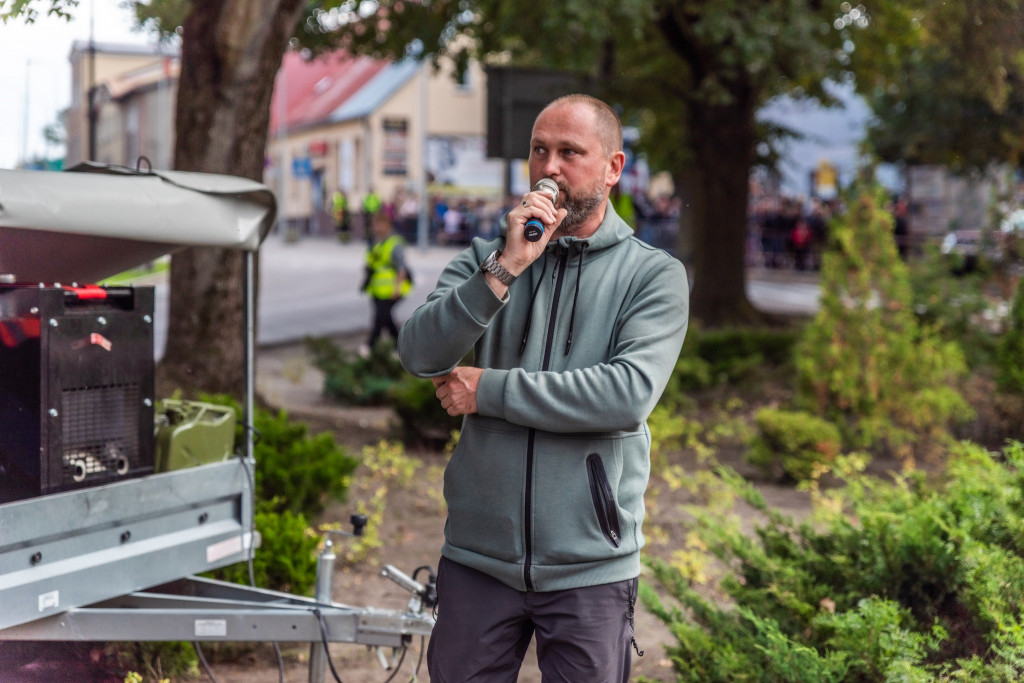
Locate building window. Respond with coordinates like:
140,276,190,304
457,65,473,92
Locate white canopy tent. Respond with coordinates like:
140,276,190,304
0,162,276,284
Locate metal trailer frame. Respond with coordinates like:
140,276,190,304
0,164,434,682
0,575,434,647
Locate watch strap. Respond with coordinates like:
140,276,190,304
480,250,516,286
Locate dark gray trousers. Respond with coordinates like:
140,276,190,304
426,556,637,682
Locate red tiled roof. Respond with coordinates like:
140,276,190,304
269,50,389,134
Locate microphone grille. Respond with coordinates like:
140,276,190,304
534,178,559,202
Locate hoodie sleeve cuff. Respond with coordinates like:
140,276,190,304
456,270,508,324
476,367,509,417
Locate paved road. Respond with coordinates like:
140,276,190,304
153,235,820,357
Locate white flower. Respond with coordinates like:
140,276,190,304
1000,208,1024,233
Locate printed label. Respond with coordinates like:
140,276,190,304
206,535,243,563
38,590,59,611
194,619,227,637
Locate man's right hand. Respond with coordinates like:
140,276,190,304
486,190,567,296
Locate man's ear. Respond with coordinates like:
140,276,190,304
606,151,626,187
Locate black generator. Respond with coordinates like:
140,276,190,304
0,284,155,502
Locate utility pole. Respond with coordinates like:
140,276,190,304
87,0,97,161
21,59,31,167
417,59,429,249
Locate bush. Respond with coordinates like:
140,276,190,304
211,502,321,596
114,642,198,681
388,374,462,448
998,274,1024,394
199,395,357,594
642,441,1024,682
339,440,422,565
203,393,359,518
747,408,841,482
250,407,359,518
305,336,406,406
794,185,973,459
907,244,1000,370
661,324,797,405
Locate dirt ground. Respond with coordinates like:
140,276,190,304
0,338,813,683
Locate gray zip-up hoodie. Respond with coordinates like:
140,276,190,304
398,202,689,592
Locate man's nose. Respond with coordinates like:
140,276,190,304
541,156,560,178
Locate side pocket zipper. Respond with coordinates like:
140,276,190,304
586,453,622,548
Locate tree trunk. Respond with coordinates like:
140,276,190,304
684,92,761,326
158,0,304,397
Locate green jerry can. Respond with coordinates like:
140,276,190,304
153,399,237,472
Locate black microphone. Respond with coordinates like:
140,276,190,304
524,178,559,242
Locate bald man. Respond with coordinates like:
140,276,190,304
399,94,689,682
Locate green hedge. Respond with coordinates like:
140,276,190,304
747,408,842,482
643,441,1024,682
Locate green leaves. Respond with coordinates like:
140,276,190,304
795,185,971,458
645,441,1024,681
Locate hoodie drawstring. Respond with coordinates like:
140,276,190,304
519,253,548,355
518,242,588,356
565,242,587,355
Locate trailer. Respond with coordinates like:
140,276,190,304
0,163,434,681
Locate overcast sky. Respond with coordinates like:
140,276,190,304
0,0,153,169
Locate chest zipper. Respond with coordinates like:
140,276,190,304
523,247,569,591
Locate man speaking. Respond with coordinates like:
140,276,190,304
398,94,689,682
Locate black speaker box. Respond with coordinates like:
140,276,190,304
0,285,155,502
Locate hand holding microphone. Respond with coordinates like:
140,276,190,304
524,178,560,242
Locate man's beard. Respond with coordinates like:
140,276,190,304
558,180,606,235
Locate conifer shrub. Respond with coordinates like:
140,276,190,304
661,324,797,405
199,395,357,591
305,336,406,405
304,335,464,446
794,185,973,458
747,407,841,482
642,441,1024,682
212,502,321,596
247,406,359,518
997,273,1024,394
388,374,462,447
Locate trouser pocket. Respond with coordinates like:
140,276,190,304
586,453,622,548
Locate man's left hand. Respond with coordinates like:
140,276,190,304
432,367,484,416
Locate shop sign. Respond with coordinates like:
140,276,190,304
382,118,408,176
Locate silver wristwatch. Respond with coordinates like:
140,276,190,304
479,250,516,286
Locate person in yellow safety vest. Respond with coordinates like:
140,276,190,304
362,213,412,351
332,189,350,242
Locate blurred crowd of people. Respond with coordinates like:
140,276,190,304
327,186,684,252
324,184,925,275
747,195,836,271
